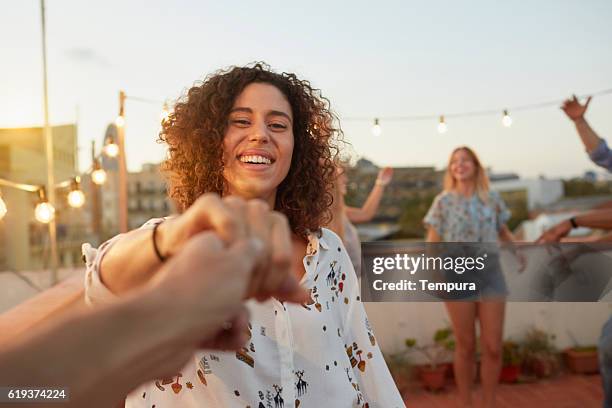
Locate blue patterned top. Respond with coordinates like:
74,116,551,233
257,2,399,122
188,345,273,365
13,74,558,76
424,190,511,242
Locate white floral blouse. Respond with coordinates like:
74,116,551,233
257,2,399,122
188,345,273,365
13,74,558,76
83,220,405,408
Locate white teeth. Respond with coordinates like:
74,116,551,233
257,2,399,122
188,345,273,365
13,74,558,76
239,155,272,164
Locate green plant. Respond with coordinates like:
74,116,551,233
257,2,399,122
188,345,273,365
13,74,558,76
522,327,557,357
521,327,559,377
405,327,455,369
502,340,522,366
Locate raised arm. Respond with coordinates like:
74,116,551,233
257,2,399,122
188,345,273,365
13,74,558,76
561,95,602,154
346,167,393,224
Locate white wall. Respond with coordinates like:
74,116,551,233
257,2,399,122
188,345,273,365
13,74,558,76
491,178,564,210
365,302,612,358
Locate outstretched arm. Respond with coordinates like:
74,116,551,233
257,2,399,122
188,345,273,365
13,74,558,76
346,167,393,224
537,209,612,243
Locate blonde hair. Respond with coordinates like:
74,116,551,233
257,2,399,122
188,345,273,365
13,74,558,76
443,146,490,202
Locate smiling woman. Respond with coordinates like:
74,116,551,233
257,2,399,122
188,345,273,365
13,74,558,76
160,63,338,238
83,63,405,408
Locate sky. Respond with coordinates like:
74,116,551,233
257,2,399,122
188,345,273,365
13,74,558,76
1,0,611,178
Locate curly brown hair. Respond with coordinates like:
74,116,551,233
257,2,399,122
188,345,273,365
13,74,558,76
158,62,343,237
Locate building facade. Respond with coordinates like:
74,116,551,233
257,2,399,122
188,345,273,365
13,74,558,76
127,163,175,229
0,124,87,271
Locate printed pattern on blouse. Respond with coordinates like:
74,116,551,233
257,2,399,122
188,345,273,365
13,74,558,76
83,221,405,408
423,190,511,242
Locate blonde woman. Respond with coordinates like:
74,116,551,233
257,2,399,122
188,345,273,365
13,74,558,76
424,146,520,408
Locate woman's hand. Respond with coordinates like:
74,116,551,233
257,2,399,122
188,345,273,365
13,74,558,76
156,194,247,258
156,194,308,304
376,167,393,186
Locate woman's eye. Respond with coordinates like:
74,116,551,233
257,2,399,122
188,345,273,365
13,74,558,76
232,119,250,126
269,123,287,130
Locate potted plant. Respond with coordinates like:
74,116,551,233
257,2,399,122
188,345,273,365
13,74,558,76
565,345,599,374
521,327,560,378
405,327,455,391
499,340,522,383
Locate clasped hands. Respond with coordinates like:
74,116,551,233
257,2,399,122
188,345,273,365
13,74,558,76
140,194,310,354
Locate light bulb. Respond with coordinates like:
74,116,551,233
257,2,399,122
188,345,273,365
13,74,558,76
92,168,107,185
371,118,382,137
437,116,448,134
35,202,55,223
103,142,119,157
115,115,125,127
0,196,6,220
502,110,512,127
67,189,85,208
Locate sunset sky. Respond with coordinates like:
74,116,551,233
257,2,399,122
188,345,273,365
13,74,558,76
1,0,611,178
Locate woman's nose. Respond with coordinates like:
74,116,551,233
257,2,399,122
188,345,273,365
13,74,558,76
249,121,270,143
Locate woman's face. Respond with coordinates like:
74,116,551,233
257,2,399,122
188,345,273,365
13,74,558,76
450,149,476,183
222,82,295,203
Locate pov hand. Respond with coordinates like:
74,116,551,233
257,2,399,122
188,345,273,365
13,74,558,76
156,194,309,303
376,167,394,186
536,220,573,243
561,95,592,122
149,232,259,348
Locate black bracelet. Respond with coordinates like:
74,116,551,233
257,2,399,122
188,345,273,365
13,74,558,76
152,222,167,262
569,217,578,229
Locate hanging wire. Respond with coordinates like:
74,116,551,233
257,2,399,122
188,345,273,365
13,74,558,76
342,87,612,122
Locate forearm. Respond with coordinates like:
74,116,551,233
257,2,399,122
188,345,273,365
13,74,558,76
100,228,162,294
592,232,612,242
574,209,612,230
0,289,194,408
426,227,441,242
574,117,602,154
346,184,385,223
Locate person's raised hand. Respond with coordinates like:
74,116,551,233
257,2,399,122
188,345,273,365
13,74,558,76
376,167,394,186
561,95,591,122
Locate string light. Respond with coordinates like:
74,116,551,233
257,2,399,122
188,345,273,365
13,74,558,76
0,191,6,220
92,168,107,185
437,115,448,134
115,115,125,127
67,177,85,208
103,142,119,158
371,118,382,137
34,188,55,224
502,109,512,127
91,159,107,185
